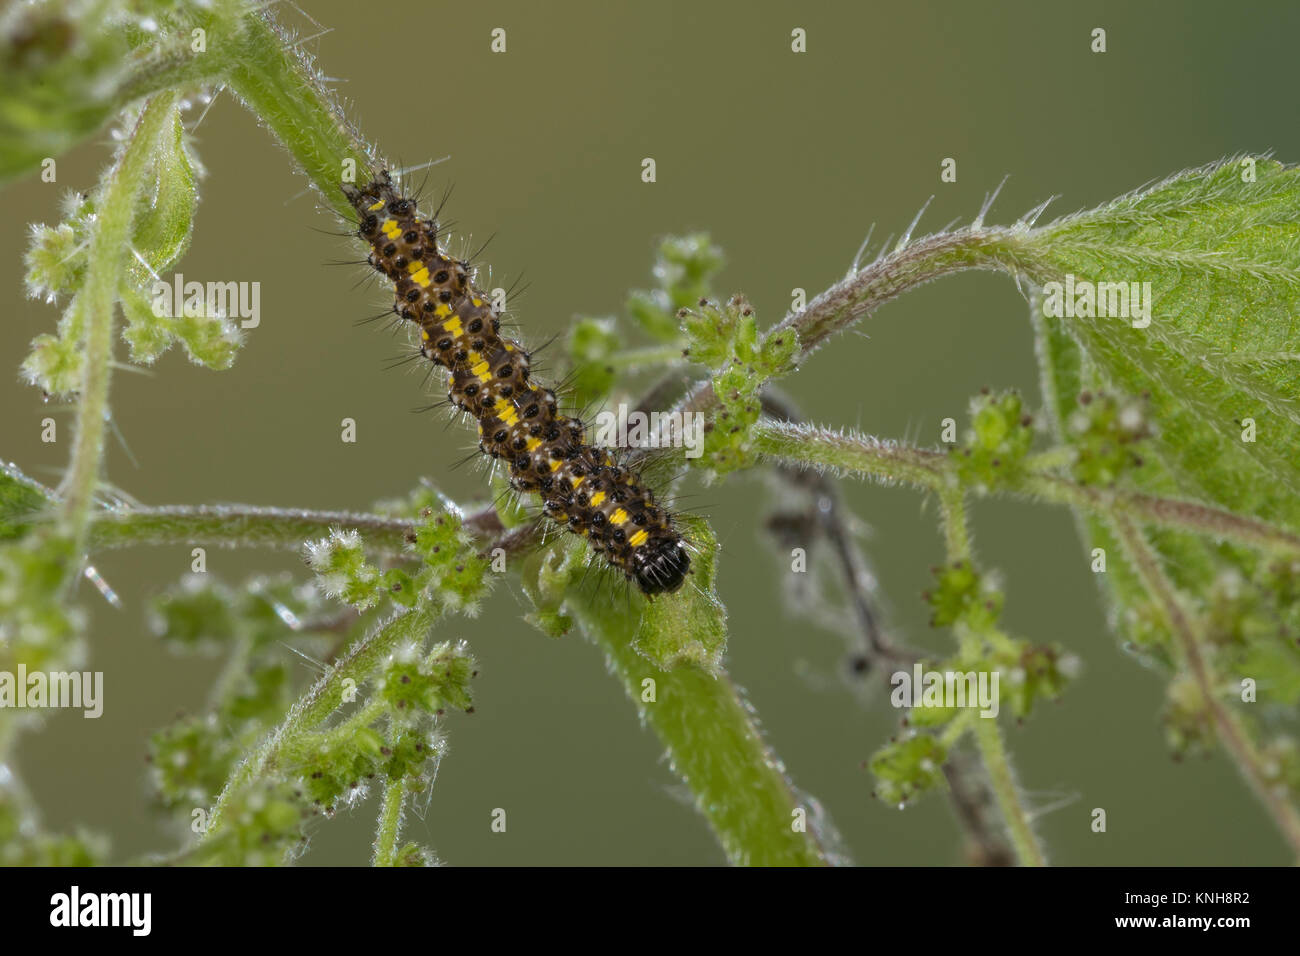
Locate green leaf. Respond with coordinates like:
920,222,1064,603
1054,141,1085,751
128,105,200,283
0,462,53,541
1028,156,1300,704
520,538,582,638
1030,156,1300,529
632,516,726,673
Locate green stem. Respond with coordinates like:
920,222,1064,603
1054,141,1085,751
751,419,947,491
972,715,1046,867
372,744,407,867
938,474,1046,866
57,93,178,564
1022,447,1076,475
39,500,508,558
114,44,228,107
207,635,253,709
225,12,376,219
677,229,1051,419
52,431,1293,578
1019,475,1300,555
751,419,1300,556
1109,510,1300,860
290,697,388,751
937,485,972,572
939,710,976,748
569,597,835,866
775,230,1046,361
604,342,689,371
204,604,437,837
86,504,417,555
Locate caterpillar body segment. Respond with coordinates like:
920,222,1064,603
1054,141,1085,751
343,172,691,595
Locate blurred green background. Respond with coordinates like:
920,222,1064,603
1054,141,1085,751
2,0,1297,865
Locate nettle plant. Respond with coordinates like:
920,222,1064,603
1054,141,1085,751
3,1,1300,867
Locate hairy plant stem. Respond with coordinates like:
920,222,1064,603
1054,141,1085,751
225,11,375,219
71,447,1298,564
87,504,417,554
756,413,1300,860
758,395,1015,864
937,485,1047,866
114,44,227,107
751,420,947,490
68,501,519,558
569,594,835,866
204,604,437,838
1023,476,1300,554
938,486,973,571
602,342,689,371
57,93,178,570
372,766,407,867
675,229,1051,421
1109,511,1300,860
751,419,1300,556
971,712,1046,867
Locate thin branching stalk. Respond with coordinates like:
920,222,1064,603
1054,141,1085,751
205,604,436,837
372,778,406,867
114,41,227,106
936,486,1047,866
1109,511,1300,860
87,504,416,554
675,230,1054,420
372,742,407,867
1023,476,1300,555
73,501,522,558
753,419,1300,557
759,389,1013,865
751,419,947,490
57,93,178,567
970,713,1046,867
937,486,973,571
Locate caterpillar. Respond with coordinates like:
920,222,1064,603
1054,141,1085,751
342,171,692,596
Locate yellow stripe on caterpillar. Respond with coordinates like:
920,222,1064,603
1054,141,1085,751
494,398,518,426
343,172,692,597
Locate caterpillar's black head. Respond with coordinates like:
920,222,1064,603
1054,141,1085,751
342,170,404,222
632,537,691,596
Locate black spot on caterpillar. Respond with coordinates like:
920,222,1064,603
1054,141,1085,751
342,171,691,596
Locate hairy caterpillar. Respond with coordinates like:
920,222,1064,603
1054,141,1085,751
342,171,691,595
